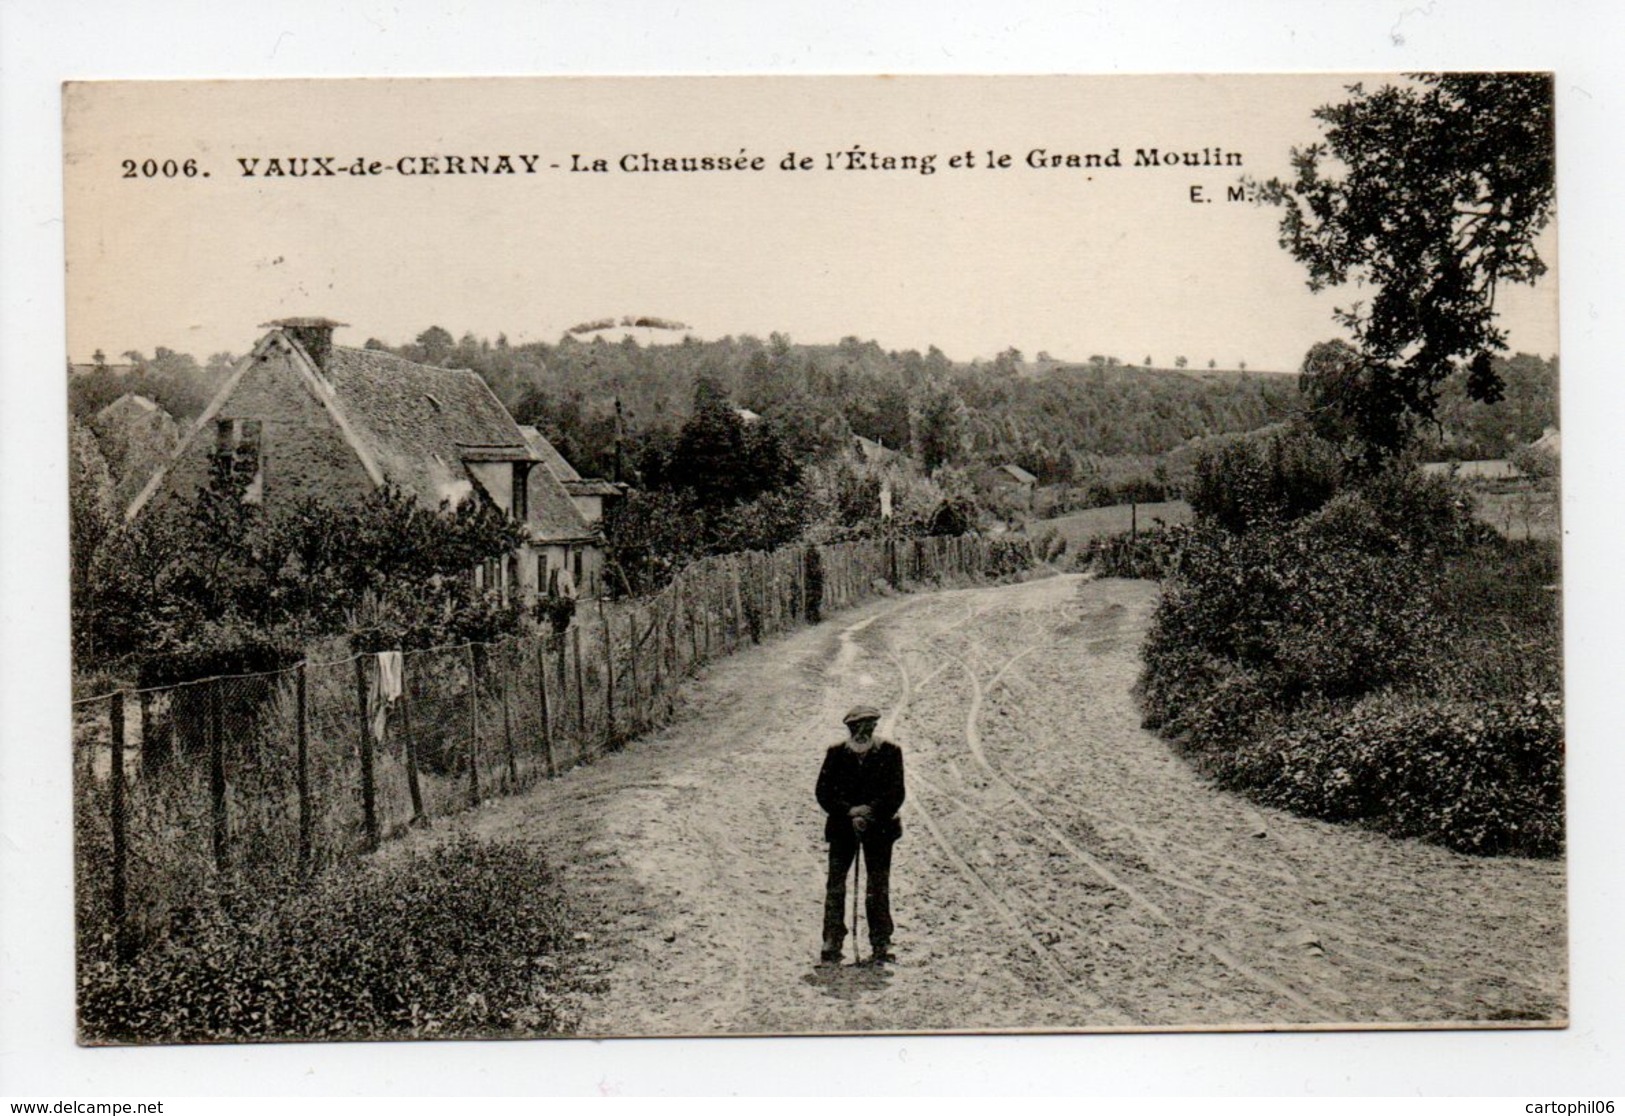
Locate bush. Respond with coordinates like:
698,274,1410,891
1076,524,1187,581
1187,427,1345,534
984,537,1038,578
1030,526,1068,565
79,835,589,1043
1136,462,1562,858
1225,690,1563,857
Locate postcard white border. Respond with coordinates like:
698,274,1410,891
4,0,1623,1097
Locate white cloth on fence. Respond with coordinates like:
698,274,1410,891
370,651,404,741
377,651,403,701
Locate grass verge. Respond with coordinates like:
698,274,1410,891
79,834,594,1043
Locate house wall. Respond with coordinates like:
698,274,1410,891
465,460,515,515
569,493,604,526
153,346,375,510
580,545,604,597
533,542,604,599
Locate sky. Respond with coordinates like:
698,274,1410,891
63,74,1559,372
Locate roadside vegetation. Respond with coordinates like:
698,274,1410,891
1096,74,1562,858
1126,430,1561,857
79,835,593,1043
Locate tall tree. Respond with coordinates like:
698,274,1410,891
911,384,969,471
1259,73,1555,457
672,375,750,502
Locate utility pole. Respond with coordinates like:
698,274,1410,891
613,395,624,484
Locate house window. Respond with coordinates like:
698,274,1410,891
512,463,529,521
213,418,265,503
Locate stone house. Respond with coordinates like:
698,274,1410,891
127,317,604,600
976,462,1038,509
518,425,624,532
90,392,180,507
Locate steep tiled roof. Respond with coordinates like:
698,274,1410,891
95,392,161,419
127,330,604,548
322,345,533,508
527,461,597,542
564,478,622,497
853,435,903,465
321,346,597,542
518,425,581,481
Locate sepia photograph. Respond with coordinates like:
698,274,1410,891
59,73,1565,1046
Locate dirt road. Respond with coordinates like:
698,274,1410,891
455,574,1567,1034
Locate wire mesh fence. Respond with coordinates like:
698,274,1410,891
72,532,1039,958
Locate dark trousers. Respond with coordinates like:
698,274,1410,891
822,833,895,948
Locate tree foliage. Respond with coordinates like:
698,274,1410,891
69,419,118,613
1260,74,1555,456
80,464,526,681
68,347,231,425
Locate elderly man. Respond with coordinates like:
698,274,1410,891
816,704,906,964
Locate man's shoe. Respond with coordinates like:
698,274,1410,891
819,944,843,964
870,944,896,965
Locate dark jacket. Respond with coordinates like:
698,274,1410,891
816,739,905,843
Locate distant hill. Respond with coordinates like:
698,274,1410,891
72,326,1554,496
344,330,1298,485
1422,353,1558,461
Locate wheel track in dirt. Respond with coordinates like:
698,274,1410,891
456,573,1562,1033
989,658,1534,1003
887,636,1337,1022
851,603,1108,1009
913,615,1519,1020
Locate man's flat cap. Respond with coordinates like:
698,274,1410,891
843,704,881,725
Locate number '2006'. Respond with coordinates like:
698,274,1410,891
122,158,200,178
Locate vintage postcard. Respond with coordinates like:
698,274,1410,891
63,75,1563,1044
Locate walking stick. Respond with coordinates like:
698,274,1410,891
851,838,862,965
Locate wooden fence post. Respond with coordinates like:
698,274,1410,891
537,638,556,778
397,658,426,826
137,689,163,774
500,644,518,789
296,662,312,874
684,576,698,667
109,690,130,961
649,596,664,720
733,557,750,644
571,625,587,760
626,608,642,734
354,656,379,852
701,567,713,659
666,592,679,715
467,644,482,806
599,598,618,750
209,679,228,874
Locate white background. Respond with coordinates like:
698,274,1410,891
3,0,1622,1098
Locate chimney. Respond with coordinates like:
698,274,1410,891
261,316,348,373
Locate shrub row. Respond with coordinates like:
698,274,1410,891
1074,524,1188,581
79,835,588,1043
1221,690,1563,857
1135,441,1563,858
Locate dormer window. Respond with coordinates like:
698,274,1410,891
214,418,265,503
512,462,529,521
